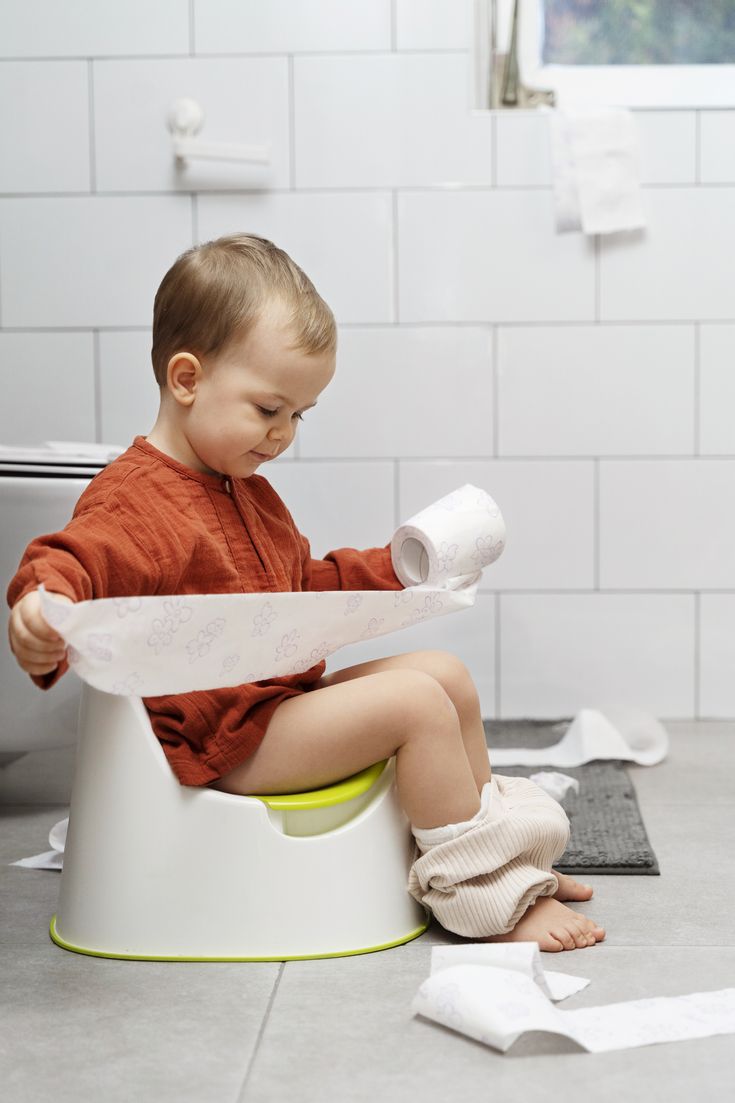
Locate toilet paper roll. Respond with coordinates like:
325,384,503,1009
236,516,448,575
391,484,505,589
38,484,506,698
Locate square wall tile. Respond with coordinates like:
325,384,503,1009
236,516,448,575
194,0,391,53
499,593,695,717
700,324,735,455
700,594,735,717
495,110,696,187
94,58,289,193
327,592,496,717
399,459,595,590
0,332,95,445
0,0,189,57
395,0,472,49
398,190,595,322
294,54,490,188
0,196,192,327
263,461,395,557
599,188,735,321
98,332,160,447
197,193,393,323
600,460,735,589
0,62,89,193
497,324,695,456
300,326,493,458
700,111,735,183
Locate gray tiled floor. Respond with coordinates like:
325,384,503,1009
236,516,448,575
2,721,734,1102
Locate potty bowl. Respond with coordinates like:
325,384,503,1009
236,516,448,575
50,686,428,960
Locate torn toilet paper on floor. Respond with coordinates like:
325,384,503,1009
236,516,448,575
488,708,668,768
414,944,735,1054
12,817,66,870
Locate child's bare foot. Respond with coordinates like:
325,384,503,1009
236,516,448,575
552,871,594,902
485,895,606,952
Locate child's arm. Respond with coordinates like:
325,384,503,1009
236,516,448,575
298,532,403,593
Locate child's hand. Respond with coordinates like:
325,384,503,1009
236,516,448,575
8,590,73,676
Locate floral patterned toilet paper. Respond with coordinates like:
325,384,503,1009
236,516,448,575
39,484,505,697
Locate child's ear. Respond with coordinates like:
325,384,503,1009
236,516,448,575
167,353,202,406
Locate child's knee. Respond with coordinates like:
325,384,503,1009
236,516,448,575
417,650,479,716
385,668,460,733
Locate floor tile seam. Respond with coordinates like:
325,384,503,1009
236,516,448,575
235,961,285,1103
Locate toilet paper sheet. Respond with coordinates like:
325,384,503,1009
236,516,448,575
38,484,505,698
488,708,668,768
414,944,735,1054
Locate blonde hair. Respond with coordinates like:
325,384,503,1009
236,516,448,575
151,234,336,386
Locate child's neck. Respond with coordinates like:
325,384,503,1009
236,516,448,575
146,413,211,475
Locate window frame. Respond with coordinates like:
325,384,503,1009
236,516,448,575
478,0,735,109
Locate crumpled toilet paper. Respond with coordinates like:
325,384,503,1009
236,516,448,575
414,944,735,1054
489,708,668,768
529,771,579,802
11,817,66,870
38,484,505,698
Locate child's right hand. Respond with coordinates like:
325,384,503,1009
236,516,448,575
8,590,73,676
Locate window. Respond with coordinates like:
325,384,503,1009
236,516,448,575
475,0,735,108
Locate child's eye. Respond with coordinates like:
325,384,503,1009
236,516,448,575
292,412,304,422
256,406,278,418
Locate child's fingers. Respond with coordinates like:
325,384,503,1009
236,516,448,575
20,599,65,643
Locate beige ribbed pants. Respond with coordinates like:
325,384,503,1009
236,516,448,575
407,774,571,938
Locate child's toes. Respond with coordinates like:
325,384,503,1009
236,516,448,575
549,925,577,951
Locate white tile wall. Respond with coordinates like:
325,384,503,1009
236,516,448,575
197,193,393,324
194,0,391,54
699,111,735,184
3,3,735,717
300,327,493,458
599,460,735,590
495,110,697,187
500,594,695,717
294,55,490,188
263,460,396,557
0,62,89,193
599,188,735,321
94,58,290,193
399,460,594,591
0,332,95,444
398,190,595,322
699,324,735,455
699,594,735,717
98,332,160,447
497,325,695,456
0,196,192,327
0,0,190,58
395,0,471,50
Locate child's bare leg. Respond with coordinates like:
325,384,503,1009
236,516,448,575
320,650,491,793
211,668,481,828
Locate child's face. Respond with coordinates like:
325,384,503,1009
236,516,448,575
183,300,335,478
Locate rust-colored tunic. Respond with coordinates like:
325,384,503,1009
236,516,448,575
6,437,402,785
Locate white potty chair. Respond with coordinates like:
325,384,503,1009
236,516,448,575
50,686,428,960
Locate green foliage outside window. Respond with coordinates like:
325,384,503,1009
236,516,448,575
543,0,735,64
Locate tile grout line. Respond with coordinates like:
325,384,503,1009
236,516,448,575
236,961,285,1102
87,60,96,192
93,329,101,443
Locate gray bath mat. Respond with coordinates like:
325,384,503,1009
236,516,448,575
484,719,660,876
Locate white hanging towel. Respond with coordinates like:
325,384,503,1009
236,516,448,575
549,107,646,235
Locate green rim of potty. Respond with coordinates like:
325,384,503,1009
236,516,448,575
252,760,388,810
49,914,429,962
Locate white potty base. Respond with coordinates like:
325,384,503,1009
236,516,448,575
52,687,428,961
